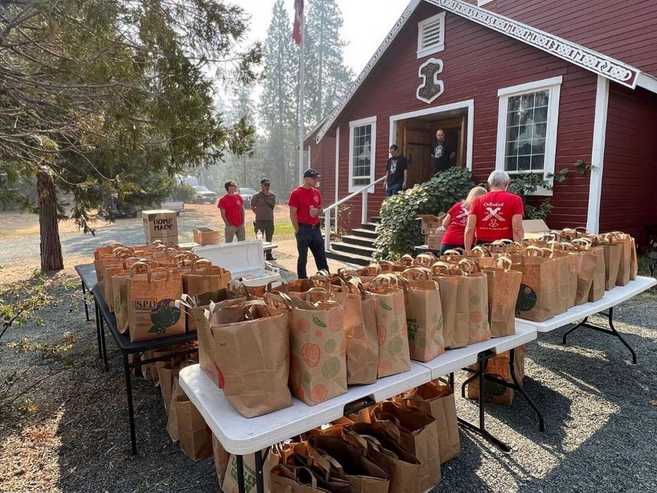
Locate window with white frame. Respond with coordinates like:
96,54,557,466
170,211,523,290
348,116,376,192
496,77,562,180
417,12,445,58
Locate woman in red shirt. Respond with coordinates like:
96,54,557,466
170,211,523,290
439,186,487,254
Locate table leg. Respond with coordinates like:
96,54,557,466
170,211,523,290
255,450,265,493
236,455,246,493
461,371,479,398
123,352,137,455
562,308,637,364
457,353,512,453
94,300,102,360
99,311,109,372
509,348,545,432
81,282,90,321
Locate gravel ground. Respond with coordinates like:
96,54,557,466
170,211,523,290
1,273,656,493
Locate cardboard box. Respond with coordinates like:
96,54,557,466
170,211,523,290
193,227,220,246
523,219,554,240
143,209,178,246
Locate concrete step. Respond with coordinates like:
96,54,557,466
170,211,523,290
340,234,376,248
331,241,376,257
351,228,378,239
326,249,373,266
370,216,382,224
359,222,379,231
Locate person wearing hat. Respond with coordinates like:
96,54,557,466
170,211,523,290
251,178,276,260
288,169,329,279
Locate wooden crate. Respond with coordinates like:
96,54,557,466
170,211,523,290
193,227,220,246
142,210,178,246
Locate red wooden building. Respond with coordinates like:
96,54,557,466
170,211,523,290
304,0,657,264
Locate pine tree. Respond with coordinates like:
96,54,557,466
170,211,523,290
260,0,298,193
304,0,354,128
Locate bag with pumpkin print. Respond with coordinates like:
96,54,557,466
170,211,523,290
430,262,468,349
399,267,444,362
203,296,291,417
366,275,411,378
284,290,348,406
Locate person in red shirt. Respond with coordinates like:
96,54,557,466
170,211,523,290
217,181,245,242
465,170,524,252
289,169,329,279
439,186,487,253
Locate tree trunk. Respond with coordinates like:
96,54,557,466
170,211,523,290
37,166,64,272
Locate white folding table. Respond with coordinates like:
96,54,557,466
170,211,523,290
179,326,537,493
516,276,656,364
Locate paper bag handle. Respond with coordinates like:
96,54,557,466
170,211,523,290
431,261,452,276
470,245,489,257
413,253,437,267
458,258,476,275
496,256,513,272
400,254,414,266
401,267,432,281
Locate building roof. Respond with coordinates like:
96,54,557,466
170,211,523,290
315,0,657,144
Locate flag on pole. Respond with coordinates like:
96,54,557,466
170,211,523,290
293,0,304,45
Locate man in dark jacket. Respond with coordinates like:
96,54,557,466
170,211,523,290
431,128,456,174
383,144,408,196
250,178,276,259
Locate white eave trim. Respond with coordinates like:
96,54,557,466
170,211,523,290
637,73,657,95
497,76,563,97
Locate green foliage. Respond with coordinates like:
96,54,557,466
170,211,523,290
374,168,474,259
507,173,554,221
170,183,196,203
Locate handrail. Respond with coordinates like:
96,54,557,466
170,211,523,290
324,175,386,212
323,175,386,254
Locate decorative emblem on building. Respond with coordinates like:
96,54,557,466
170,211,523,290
417,58,445,104
430,0,640,88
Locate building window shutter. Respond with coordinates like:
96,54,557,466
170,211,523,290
417,12,445,59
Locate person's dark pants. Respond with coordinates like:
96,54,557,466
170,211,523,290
296,224,329,279
386,183,403,197
440,243,465,254
254,220,275,259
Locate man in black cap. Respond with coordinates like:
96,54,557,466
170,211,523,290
251,178,276,260
288,169,329,279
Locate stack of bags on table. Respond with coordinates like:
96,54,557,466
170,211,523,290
214,379,460,493
93,241,231,342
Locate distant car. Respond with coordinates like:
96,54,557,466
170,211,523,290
101,195,138,219
239,187,258,208
192,185,218,204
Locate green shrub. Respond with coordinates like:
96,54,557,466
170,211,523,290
170,182,196,202
374,168,474,259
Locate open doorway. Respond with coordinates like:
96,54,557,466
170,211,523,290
389,100,474,188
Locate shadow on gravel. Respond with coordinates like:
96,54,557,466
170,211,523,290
436,431,487,492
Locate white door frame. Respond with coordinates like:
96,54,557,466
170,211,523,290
388,99,475,170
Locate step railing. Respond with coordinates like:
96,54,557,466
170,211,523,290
323,175,386,252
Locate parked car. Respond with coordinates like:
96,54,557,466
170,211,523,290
239,187,258,208
100,194,138,219
192,185,218,204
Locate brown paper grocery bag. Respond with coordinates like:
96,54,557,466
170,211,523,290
515,248,560,322
212,434,230,486
432,266,459,349
601,240,622,290
307,434,389,493
223,453,276,493
284,290,347,405
126,263,185,342
431,262,469,348
608,232,633,286
346,423,422,493
167,379,212,460
571,239,597,305
400,268,444,362
182,259,231,297
366,275,411,378
589,246,606,301
331,281,378,385
370,402,441,492
630,236,638,280
205,298,291,417
460,260,491,345
483,257,522,338
269,464,327,493
467,348,525,406
404,380,460,464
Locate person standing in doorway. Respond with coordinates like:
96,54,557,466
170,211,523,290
464,170,524,252
289,169,329,279
383,144,408,196
217,181,245,243
431,128,456,174
251,178,276,260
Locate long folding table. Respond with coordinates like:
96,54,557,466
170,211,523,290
516,276,656,364
179,326,537,493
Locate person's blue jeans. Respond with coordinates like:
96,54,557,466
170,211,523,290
386,183,403,197
296,224,329,279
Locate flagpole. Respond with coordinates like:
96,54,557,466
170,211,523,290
297,6,305,186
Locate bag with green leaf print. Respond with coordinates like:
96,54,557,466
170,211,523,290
400,268,445,362
283,290,348,406
366,275,411,378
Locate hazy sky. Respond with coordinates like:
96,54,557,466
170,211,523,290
235,0,411,74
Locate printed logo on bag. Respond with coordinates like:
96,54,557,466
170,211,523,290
407,319,418,341
516,284,537,312
229,460,256,491
133,298,181,334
